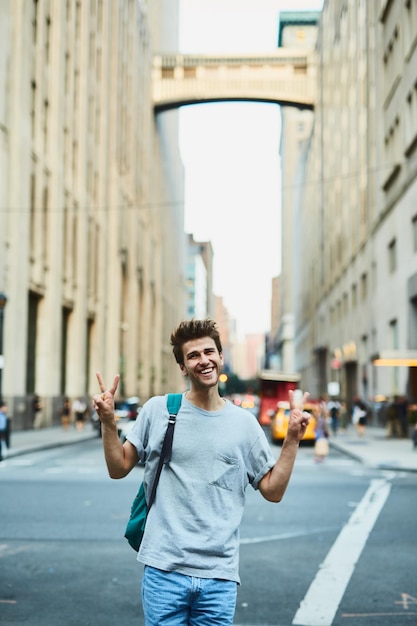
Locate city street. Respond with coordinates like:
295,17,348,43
1,437,417,626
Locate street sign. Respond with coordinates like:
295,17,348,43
328,381,340,396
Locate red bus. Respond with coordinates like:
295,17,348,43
257,370,300,426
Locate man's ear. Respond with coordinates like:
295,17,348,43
179,364,187,376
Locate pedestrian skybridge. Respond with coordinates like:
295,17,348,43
152,50,316,112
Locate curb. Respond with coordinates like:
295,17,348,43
3,433,98,460
329,440,417,473
329,440,364,464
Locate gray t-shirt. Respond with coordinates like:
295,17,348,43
126,393,276,583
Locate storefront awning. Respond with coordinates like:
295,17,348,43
372,350,417,367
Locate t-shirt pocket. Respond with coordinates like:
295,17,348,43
209,454,240,491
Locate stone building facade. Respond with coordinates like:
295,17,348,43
276,11,319,375
293,0,417,408
0,0,185,428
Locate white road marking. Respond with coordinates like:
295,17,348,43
240,526,338,545
292,478,391,626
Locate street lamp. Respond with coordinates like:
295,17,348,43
0,292,7,403
219,373,228,396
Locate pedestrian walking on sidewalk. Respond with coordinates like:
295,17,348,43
0,401,8,461
3,403,11,449
328,399,341,436
352,396,367,437
72,397,87,431
61,397,71,430
386,397,402,438
93,318,312,626
314,406,329,463
32,393,43,429
397,396,409,438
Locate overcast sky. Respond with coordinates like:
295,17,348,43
178,0,324,338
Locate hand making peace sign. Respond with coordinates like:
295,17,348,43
93,372,120,424
288,389,311,442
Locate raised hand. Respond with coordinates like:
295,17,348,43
288,389,310,442
93,372,120,424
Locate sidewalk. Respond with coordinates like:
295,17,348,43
1,422,98,460
1,422,417,472
328,425,417,472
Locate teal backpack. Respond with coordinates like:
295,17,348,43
124,393,182,551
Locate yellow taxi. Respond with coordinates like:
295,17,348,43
270,401,317,445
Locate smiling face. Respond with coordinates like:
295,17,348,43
179,336,224,391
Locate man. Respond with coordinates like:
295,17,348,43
93,319,310,626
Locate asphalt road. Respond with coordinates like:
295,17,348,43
1,438,417,626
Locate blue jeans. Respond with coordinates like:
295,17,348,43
142,566,237,625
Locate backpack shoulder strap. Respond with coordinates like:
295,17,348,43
148,393,182,509
167,393,182,416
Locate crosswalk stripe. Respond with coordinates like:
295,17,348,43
292,478,391,626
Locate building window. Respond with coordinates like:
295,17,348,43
388,238,396,273
30,80,36,138
26,292,41,393
30,173,36,254
404,88,417,158
390,318,399,393
45,15,51,62
43,99,49,149
371,260,377,291
162,67,174,79
390,318,398,349
404,0,417,61
42,184,49,264
32,0,38,44
352,283,357,308
360,272,368,299
412,215,417,253
343,292,348,316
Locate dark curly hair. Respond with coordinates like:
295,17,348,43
170,319,223,365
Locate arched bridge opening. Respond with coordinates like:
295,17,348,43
154,97,313,114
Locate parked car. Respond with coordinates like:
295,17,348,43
115,396,141,421
91,396,141,438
